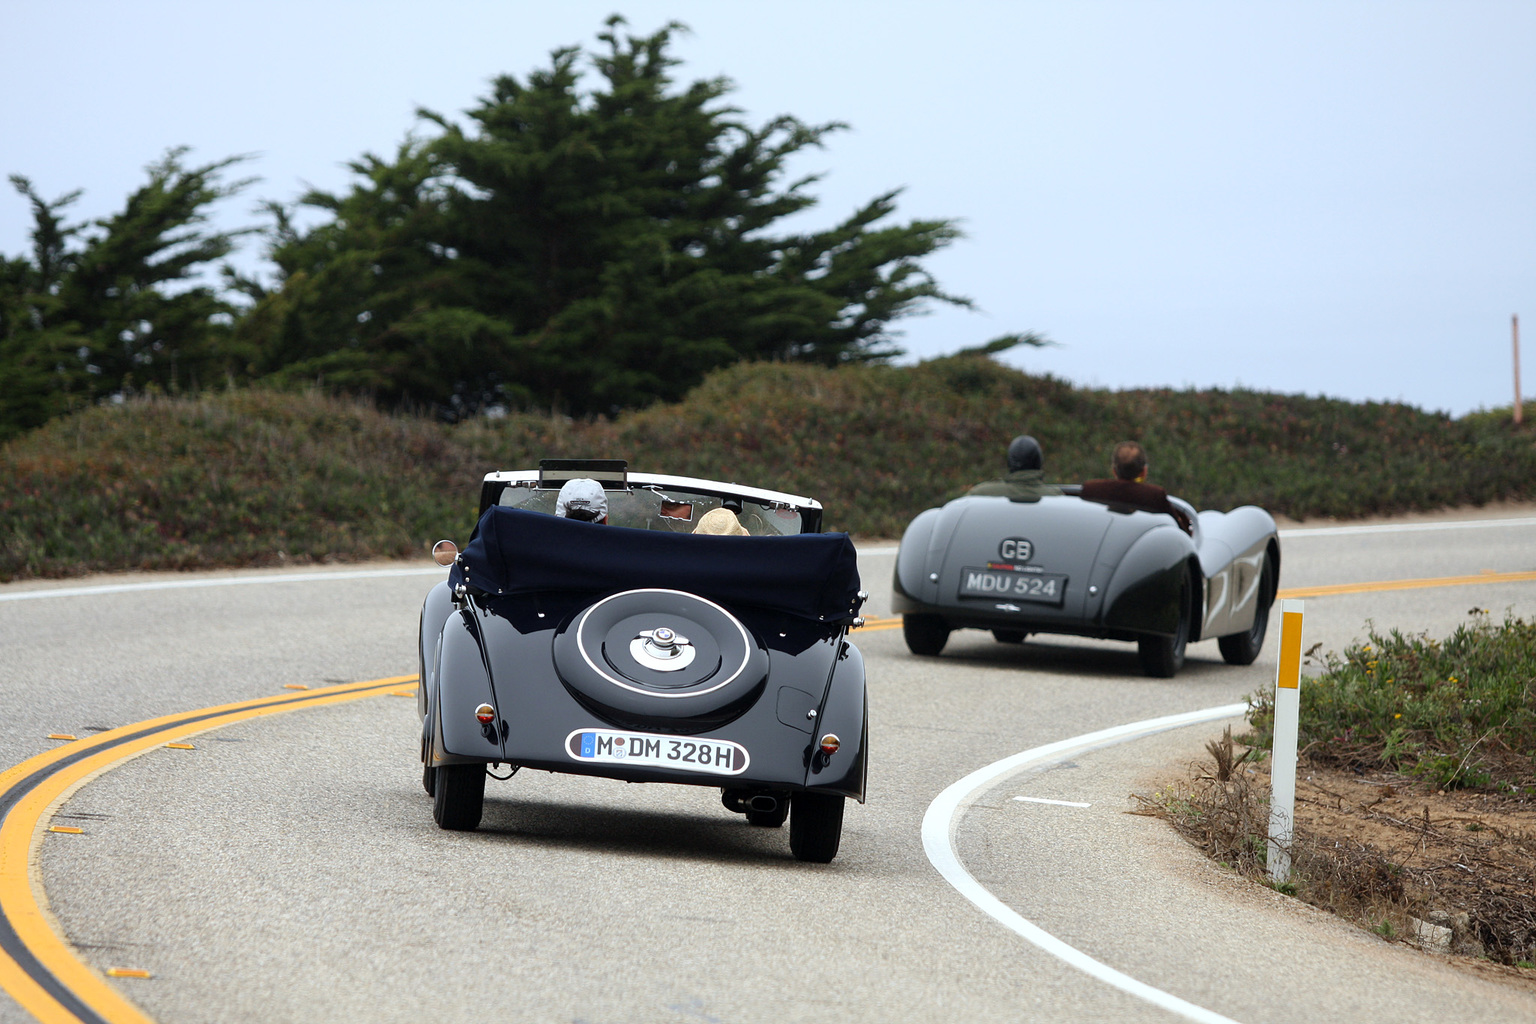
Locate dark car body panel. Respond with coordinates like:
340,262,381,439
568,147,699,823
892,492,1278,648
422,494,868,804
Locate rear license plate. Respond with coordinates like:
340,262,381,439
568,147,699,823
958,567,1068,605
565,728,750,776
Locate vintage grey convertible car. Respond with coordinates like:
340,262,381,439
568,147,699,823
418,460,867,862
892,485,1279,677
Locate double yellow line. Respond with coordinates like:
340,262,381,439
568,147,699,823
1276,568,1536,599
0,675,415,1024
7,564,1534,1020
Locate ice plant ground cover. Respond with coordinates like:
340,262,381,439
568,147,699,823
3,356,1535,580
1252,610,1536,793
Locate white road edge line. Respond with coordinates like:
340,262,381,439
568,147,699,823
922,702,1250,1024
1279,516,1536,538
0,566,447,603
4,516,1530,603
1013,796,1091,808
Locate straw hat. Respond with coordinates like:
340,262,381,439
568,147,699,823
693,507,749,536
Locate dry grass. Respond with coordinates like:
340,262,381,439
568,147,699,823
1136,730,1536,979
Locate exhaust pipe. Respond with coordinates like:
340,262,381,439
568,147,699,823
747,794,781,814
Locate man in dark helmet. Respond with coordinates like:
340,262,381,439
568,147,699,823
967,434,1062,501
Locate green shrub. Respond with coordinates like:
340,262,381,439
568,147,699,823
1248,611,1536,790
5,358,1536,580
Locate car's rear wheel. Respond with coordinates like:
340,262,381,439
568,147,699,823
789,792,845,863
903,614,950,656
1137,569,1191,678
1218,556,1274,665
432,764,485,831
992,629,1026,644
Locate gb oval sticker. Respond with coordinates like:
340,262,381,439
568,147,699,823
999,537,1033,562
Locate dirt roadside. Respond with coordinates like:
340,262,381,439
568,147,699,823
1154,749,1536,993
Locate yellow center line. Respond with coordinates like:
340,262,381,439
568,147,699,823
1277,569,1536,599
852,570,1536,634
9,562,1533,1017
0,674,415,1024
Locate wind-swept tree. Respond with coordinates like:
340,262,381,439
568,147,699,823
242,17,972,417
0,149,254,439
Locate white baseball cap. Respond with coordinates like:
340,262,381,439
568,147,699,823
555,478,608,522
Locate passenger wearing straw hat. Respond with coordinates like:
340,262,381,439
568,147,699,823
693,507,749,535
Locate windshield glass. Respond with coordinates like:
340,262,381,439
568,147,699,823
498,484,809,536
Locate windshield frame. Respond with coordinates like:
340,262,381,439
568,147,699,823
478,470,825,535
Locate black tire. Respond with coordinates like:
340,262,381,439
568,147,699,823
1137,569,1191,678
746,800,789,828
432,763,485,831
422,763,436,797
991,629,1026,644
789,792,845,863
1218,556,1275,666
903,614,950,656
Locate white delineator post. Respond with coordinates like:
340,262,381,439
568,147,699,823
1268,599,1305,884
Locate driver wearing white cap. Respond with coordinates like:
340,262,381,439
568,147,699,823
555,478,608,524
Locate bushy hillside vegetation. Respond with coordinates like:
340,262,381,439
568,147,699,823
4,357,1534,581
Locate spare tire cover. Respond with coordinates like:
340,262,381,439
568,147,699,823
553,589,769,720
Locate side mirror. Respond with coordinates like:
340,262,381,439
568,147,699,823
431,539,460,567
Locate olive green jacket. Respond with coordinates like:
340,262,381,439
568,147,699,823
966,469,1062,502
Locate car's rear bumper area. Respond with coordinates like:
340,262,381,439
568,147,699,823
466,753,863,800
433,671,867,800
891,591,1151,643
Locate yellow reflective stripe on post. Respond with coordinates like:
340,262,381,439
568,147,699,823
1276,605,1304,689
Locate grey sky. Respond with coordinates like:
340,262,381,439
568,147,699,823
4,1,1531,415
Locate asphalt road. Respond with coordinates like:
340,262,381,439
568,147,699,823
1,510,1534,1023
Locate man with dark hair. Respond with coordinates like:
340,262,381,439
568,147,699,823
967,434,1062,501
1080,441,1191,534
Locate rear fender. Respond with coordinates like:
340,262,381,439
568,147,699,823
804,640,867,802
891,507,944,611
418,581,455,720
431,606,505,765
1103,528,1194,636
1196,506,1280,636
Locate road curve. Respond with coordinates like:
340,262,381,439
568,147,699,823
0,511,1533,1022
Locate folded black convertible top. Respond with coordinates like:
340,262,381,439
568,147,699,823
453,506,863,622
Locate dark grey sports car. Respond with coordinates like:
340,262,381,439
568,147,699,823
891,486,1279,677
418,460,867,862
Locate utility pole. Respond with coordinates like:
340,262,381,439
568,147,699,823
1516,315,1524,425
